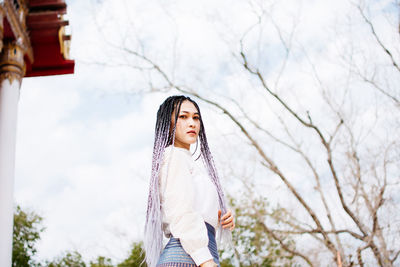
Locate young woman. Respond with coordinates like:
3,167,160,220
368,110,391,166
144,95,235,267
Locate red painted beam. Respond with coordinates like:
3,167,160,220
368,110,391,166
25,60,75,77
28,0,67,9
28,19,68,29
27,11,66,22
29,31,59,44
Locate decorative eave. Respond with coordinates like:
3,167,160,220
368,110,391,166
25,0,74,77
1,0,34,63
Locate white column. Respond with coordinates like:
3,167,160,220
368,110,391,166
0,78,20,267
0,42,24,267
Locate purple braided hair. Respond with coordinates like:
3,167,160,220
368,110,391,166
144,95,231,267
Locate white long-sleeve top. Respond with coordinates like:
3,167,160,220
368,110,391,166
159,145,220,265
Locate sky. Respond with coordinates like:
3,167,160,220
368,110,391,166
12,0,399,264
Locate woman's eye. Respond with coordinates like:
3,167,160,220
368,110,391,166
179,115,186,118
194,116,200,120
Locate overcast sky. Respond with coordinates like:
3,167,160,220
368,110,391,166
13,0,397,264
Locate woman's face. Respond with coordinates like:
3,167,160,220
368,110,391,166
171,100,201,150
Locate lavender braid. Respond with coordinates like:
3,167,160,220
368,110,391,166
144,96,231,267
194,101,232,245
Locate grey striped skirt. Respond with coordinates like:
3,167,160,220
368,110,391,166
156,222,220,267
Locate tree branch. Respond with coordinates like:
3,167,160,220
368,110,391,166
258,221,314,266
240,46,369,246
357,4,400,73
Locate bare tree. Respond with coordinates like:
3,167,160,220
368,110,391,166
91,0,400,266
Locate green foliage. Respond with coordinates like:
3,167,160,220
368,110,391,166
46,251,86,267
90,256,114,267
219,193,297,267
12,205,44,267
43,243,146,267
117,242,146,267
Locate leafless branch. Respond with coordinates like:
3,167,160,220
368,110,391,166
391,249,400,264
357,245,367,267
239,46,369,244
258,221,314,266
269,228,364,240
356,4,400,73
360,75,400,107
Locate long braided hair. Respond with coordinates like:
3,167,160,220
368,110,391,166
144,95,231,267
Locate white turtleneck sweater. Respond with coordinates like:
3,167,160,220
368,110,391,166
159,145,220,265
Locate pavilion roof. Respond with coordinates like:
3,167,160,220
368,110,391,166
2,0,75,77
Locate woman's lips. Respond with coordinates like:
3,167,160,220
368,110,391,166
187,131,196,135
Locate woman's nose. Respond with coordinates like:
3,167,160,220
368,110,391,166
188,118,195,127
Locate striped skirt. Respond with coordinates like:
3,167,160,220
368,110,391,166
156,222,220,267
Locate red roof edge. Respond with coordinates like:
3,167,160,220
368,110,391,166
25,59,75,77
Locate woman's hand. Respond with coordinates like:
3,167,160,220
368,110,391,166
200,259,218,267
218,209,235,231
